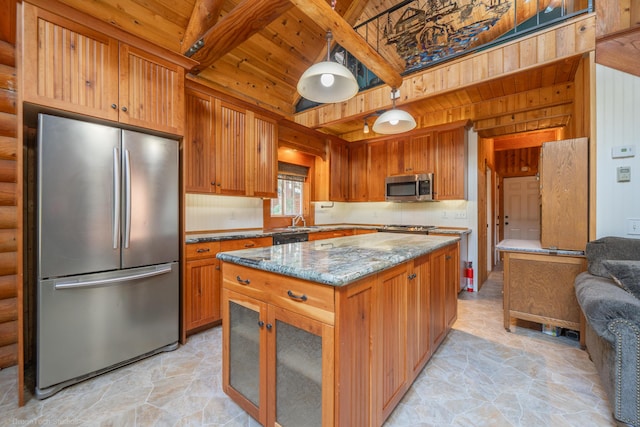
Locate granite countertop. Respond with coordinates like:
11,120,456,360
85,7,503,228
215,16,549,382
496,239,585,256
217,233,460,287
186,225,469,243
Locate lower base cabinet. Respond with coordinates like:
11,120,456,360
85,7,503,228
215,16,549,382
502,251,586,334
221,241,459,426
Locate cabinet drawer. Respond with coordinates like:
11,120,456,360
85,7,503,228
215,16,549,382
186,241,221,260
222,263,335,325
308,230,354,241
220,237,272,251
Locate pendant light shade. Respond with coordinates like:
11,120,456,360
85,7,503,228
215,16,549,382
297,31,359,104
372,89,416,134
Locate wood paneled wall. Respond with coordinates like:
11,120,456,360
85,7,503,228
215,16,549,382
0,0,24,406
494,147,540,178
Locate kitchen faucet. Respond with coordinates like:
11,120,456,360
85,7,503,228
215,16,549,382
292,215,306,227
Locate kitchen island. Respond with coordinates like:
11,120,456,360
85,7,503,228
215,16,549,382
497,239,587,342
218,233,460,427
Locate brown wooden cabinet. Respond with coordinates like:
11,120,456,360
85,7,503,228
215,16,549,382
349,142,368,201
540,138,588,251
221,240,460,426
183,237,272,338
375,264,410,422
367,140,388,201
408,254,431,378
251,114,278,198
387,132,435,176
314,139,349,201
184,89,213,192
435,128,467,200
22,3,185,135
345,126,465,202
308,229,354,241
184,241,221,334
429,246,447,349
184,86,277,197
222,264,335,426
502,250,587,333
444,242,460,328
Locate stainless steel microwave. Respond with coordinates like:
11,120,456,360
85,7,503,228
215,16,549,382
385,173,434,202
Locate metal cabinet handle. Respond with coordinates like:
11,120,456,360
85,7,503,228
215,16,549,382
121,106,128,112
196,248,210,253
258,320,264,328
111,103,117,109
266,323,273,330
236,275,250,285
446,255,452,260
287,290,308,302
408,273,417,280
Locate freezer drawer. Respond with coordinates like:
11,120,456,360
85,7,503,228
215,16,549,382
36,263,179,396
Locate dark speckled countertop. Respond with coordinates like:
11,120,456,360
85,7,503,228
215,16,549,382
186,225,468,243
216,233,460,287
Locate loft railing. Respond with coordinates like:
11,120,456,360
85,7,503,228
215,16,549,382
296,0,592,112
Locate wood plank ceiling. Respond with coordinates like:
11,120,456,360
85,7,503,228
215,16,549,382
52,0,586,139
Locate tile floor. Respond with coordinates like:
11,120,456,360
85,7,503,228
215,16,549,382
0,267,616,426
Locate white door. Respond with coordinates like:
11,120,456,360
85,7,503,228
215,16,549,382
503,176,540,240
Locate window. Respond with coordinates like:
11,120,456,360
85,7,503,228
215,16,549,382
271,175,304,216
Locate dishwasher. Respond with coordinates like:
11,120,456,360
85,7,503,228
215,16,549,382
272,232,309,245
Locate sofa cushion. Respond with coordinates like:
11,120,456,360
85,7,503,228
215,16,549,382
603,260,640,299
586,237,640,277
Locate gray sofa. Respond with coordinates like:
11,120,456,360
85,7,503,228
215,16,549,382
574,236,640,426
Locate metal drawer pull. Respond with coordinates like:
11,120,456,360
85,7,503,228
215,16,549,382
408,273,417,280
287,290,308,302
196,248,210,253
236,275,250,285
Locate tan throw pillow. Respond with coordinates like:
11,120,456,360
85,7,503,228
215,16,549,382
603,260,640,299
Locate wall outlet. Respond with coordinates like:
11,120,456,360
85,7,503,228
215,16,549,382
455,211,467,219
629,218,640,235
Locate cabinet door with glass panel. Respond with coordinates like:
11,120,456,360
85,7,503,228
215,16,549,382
223,288,334,427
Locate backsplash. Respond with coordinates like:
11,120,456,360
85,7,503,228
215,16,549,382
314,200,472,228
185,194,263,232
185,194,472,232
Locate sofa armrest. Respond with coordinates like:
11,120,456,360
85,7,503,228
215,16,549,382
575,271,640,345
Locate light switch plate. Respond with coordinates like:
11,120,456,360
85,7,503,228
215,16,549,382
617,166,631,182
628,219,640,235
612,145,636,158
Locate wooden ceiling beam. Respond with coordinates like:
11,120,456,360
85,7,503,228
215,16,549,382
288,0,404,89
181,0,225,54
474,104,573,132
189,0,293,73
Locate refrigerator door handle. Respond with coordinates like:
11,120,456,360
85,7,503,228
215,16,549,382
124,149,132,249
54,265,173,290
112,147,120,249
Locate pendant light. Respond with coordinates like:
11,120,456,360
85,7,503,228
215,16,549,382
372,89,416,134
297,31,359,104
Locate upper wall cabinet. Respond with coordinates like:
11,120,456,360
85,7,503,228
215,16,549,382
314,140,349,202
387,133,436,176
435,128,467,201
184,86,277,198
22,4,185,135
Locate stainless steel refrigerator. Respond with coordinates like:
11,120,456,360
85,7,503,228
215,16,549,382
35,114,180,399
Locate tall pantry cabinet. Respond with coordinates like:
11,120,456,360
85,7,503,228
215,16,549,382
540,137,589,250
